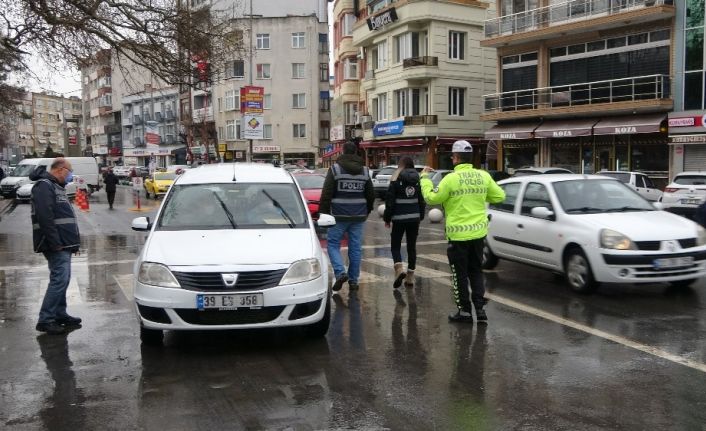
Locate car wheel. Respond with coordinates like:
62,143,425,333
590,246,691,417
564,247,598,294
140,326,164,345
669,279,697,289
482,239,499,270
305,295,331,338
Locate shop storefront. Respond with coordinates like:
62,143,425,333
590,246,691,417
283,152,316,169
668,112,706,180
436,138,488,170
252,144,281,165
535,119,598,174
360,139,426,168
484,122,541,173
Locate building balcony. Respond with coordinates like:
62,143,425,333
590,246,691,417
192,106,214,123
481,74,672,121
482,0,674,48
361,70,376,90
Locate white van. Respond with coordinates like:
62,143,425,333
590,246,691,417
2,157,101,200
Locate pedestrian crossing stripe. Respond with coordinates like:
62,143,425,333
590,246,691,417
363,257,451,279
417,253,449,264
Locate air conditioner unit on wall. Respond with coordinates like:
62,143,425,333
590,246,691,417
361,115,372,123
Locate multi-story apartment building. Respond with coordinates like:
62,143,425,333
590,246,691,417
181,0,330,167
482,0,675,185
15,92,34,156
668,1,706,178
121,86,182,168
80,49,114,161
32,92,83,156
342,0,497,169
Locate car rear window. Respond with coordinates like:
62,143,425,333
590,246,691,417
674,175,706,185
378,167,397,175
294,174,325,189
601,172,630,183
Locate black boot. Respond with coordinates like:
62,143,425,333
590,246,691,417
448,310,473,323
475,308,488,323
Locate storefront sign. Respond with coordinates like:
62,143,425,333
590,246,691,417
218,143,227,152
330,125,344,142
499,133,517,139
68,128,78,145
669,117,699,127
145,121,160,145
240,86,264,114
614,126,637,134
552,130,573,138
367,8,398,31
253,145,280,153
669,134,706,144
373,119,404,137
124,148,177,156
242,114,264,139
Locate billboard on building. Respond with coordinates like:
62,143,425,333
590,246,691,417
145,121,160,147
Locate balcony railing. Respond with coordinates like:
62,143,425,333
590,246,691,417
483,74,670,113
402,56,438,69
404,115,438,126
484,0,673,39
365,70,375,80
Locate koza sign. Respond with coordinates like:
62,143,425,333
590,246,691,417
614,126,637,134
499,133,517,139
367,8,398,31
552,130,572,137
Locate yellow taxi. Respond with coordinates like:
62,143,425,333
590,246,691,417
144,171,177,199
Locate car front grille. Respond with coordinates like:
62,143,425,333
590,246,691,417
175,306,285,325
172,269,287,291
635,238,698,251
1,185,15,193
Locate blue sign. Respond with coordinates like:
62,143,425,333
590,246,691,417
373,119,404,137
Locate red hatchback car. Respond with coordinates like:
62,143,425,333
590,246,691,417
293,173,326,220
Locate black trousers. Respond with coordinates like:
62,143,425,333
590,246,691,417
390,221,420,270
447,237,485,312
106,191,116,207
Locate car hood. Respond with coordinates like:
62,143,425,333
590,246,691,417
578,210,700,240
143,229,316,266
1,176,29,186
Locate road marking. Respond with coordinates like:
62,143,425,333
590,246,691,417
364,257,451,279
357,270,383,284
368,219,445,233
417,253,449,264
114,274,135,301
0,258,136,272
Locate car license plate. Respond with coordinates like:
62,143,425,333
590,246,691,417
196,293,263,310
681,198,701,205
653,257,694,269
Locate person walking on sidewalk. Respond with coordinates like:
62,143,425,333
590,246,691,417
319,141,375,292
104,167,119,210
420,141,505,324
383,156,425,289
31,158,82,335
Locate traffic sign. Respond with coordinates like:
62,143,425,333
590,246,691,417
132,177,143,190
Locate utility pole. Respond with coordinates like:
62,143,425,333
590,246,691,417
247,0,253,163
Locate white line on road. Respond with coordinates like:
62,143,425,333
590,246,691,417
368,219,445,233
364,257,451,278
0,259,136,272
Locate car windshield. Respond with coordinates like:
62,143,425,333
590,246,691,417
157,183,308,230
378,167,397,176
600,172,630,183
12,164,37,176
154,172,177,180
294,175,325,189
553,179,654,214
674,175,706,186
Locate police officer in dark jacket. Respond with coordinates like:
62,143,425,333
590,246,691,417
31,158,82,335
104,168,119,209
384,157,425,288
319,142,375,292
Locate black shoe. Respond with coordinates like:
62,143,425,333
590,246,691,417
348,282,359,291
393,273,406,289
56,315,82,327
448,311,473,323
332,274,349,292
36,322,66,335
475,309,488,323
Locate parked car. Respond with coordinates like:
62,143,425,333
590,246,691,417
484,174,706,293
660,172,706,219
15,171,78,202
144,171,176,199
373,165,426,198
293,173,325,221
113,165,137,178
1,157,100,198
429,169,452,187
598,171,663,202
130,163,335,344
512,167,573,177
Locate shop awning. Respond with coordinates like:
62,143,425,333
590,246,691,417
437,137,485,145
593,113,667,136
534,119,598,138
322,147,342,159
484,123,539,140
359,139,423,149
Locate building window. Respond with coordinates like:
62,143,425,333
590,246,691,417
685,3,705,109
448,31,465,60
500,0,539,16
344,58,358,80
319,33,329,54
292,32,306,48
394,88,426,117
376,40,388,69
344,102,358,125
225,90,239,111
395,32,426,62
320,121,330,142
256,34,270,49
292,93,306,109
377,93,387,120
256,64,271,79
293,123,306,138
320,92,330,111
226,120,237,140
320,63,329,82
343,13,355,37
448,87,465,116
292,63,305,79
263,124,273,139
264,94,272,109
225,60,245,79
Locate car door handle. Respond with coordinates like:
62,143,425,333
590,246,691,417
517,224,524,229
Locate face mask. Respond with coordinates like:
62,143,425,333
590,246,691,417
65,172,74,184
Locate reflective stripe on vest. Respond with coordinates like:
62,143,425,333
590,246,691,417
331,163,368,217
392,213,420,221
55,218,76,225
395,198,418,204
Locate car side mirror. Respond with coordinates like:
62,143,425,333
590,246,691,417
530,206,555,220
316,213,336,228
652,202,664,210
132,216,151,231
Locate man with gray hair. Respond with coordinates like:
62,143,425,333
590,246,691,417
31,157,81,335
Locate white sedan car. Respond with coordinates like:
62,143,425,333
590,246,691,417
485,174,706,293
660,172,706,219
15,179,78,202
131,164,335,344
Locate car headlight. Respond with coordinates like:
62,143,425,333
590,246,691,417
280,258,321,285
697,226,706,246
600,229,636,250
137,262,180,288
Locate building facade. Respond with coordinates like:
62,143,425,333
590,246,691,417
482,0,675,185
15,92,34,157
32,92,83,157
80,49,114,161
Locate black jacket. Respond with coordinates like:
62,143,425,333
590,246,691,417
104,173,119,192
319,153,375,222
383,168,425,224
30,169,80,253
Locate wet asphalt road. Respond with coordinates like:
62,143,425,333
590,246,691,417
1,189,706,430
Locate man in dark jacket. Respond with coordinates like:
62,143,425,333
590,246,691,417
31,158,81,335
104,168,119,209
319,142,375,292
383,157,426,288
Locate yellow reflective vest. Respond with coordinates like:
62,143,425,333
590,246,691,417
420,164,505,241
